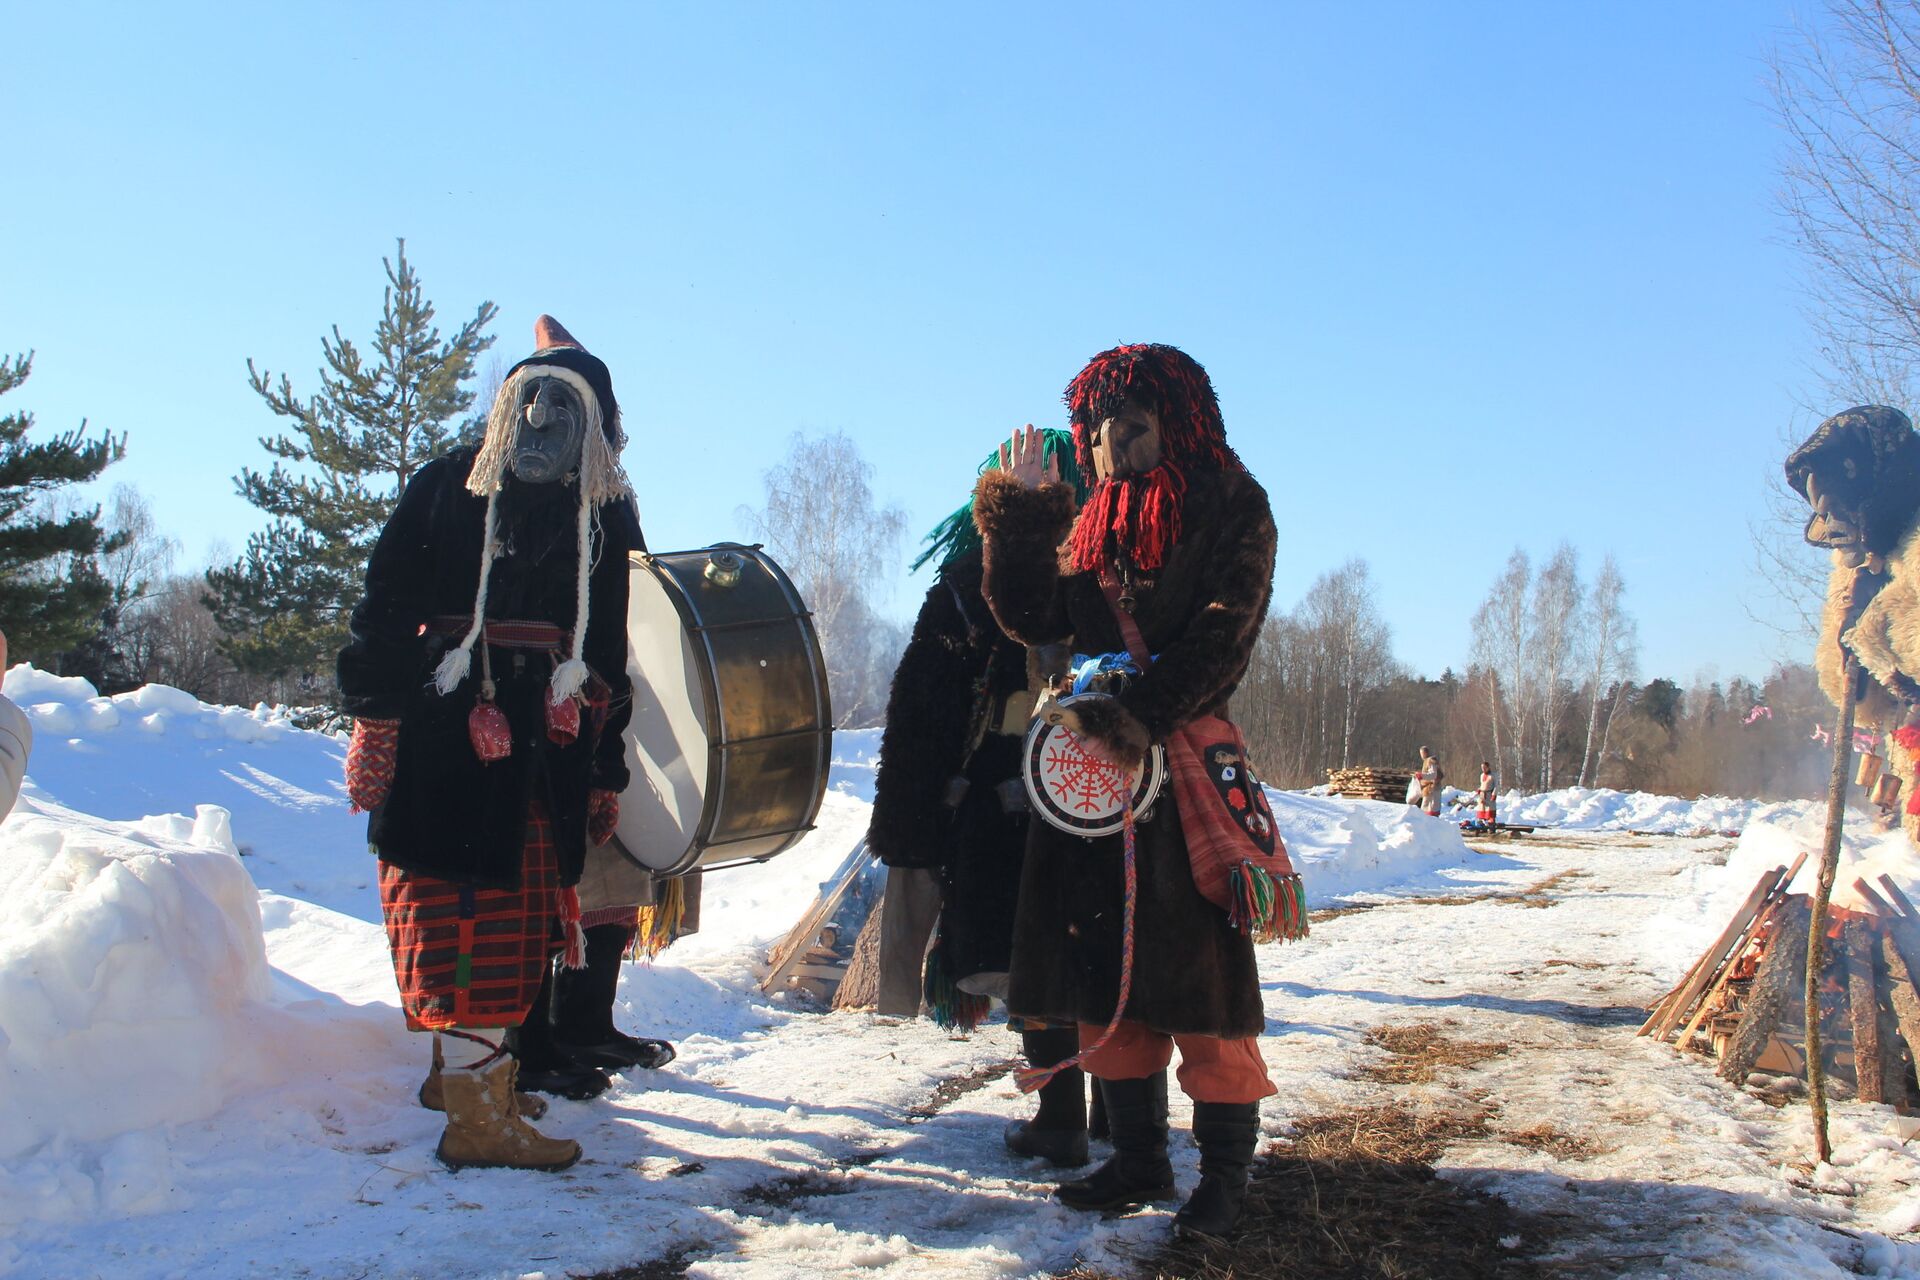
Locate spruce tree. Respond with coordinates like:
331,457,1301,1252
0,351,127,660
205,241,496,681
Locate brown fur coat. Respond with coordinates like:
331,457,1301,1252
974,465,1276,1038
1816,527,1920,841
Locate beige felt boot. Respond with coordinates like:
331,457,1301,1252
435,1057,580,1172
419,1038,547,1119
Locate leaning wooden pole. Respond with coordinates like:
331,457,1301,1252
1807,653,1859,1165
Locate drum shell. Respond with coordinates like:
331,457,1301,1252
614,545,832,876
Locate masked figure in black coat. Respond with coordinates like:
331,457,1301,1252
868,430,1098,1166
976,344,1280,1243
338,315,637,1172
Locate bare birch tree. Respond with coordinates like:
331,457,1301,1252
1530,544,1584,789
1301,560,1394,769
1470,550,1532,785
1774,0,1920,408
739,430,907,727
1578,554,1639,786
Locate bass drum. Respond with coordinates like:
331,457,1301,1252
612,544,833,877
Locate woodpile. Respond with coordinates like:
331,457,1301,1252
1326,766,1416,802
756,838,882,1005
1643,854,1920,1108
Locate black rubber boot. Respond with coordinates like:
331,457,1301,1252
552,924,677,1071
509,954,613,1100
1172,1101,1261,1243
1004,1028,1090,1167
1055,1073,1176,1211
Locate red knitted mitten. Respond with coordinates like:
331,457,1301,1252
588,788,619,846
346,719,400,813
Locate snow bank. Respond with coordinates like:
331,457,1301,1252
1501,785,1810,836
0,797,275,1163
1267,790,1470,903
8,665,371,920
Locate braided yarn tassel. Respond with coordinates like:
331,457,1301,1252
923,942,991,1032
559,886,587,970
1228,863,1310,944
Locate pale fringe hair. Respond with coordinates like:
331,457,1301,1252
467,364,632,506
434,362,632,701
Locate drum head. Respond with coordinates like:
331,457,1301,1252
615,554,713,871
1024,693,1167,837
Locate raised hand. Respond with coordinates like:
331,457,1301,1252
997,423,1062,490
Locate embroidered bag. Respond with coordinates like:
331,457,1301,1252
1100,581,1307,942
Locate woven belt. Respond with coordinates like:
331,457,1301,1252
427,616,571,651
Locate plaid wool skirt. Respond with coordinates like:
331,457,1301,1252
379,804,560,1031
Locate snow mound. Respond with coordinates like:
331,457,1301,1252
1266,789,1470,903
1500,785,1810,836
0,796,265,1165
8,664,372,920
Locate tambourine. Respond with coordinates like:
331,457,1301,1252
1022,691,1168,837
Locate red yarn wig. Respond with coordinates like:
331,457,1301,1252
1063,343,1243,573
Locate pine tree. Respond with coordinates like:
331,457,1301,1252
0,351,127,661
205,240,496,681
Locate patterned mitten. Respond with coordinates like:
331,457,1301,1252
588,788,619,846
346,718,400,813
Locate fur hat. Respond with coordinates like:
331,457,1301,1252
1785,405,1920,555
434,316,636,707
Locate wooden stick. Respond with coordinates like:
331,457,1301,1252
1879,873,1920,922
1660,856,1803,1042
1855,877,1898,918
1646,865,1789,1040
1720,894,1814,1086
1846,917,1887,1104
1808,652,1859,1164
1674,867,1806,1051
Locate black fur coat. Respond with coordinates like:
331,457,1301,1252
867,552,1035,978
975,465,1277,1038
337,447,637,890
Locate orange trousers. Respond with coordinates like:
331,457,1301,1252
1078,1020,1278,1104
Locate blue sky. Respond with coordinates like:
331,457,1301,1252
3,2,1830,683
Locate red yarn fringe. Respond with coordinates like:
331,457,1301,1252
1066,466,1188,572
1894,725,1920,753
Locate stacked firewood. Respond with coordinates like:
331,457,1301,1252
1644,854,1920,1106
1326,766,1416,801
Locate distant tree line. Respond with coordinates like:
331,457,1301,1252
1236,551,1834,803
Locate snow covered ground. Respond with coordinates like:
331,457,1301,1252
4,670,1919,1278
1499,784,1811,837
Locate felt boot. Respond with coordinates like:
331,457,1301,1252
552,923,677,1071
1172,1101,1261,1243
1004,1028,1089,1167
435,1057,581,1172
511,956,613,1100
420,1037,546,1119
1055,1073,1175,1212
